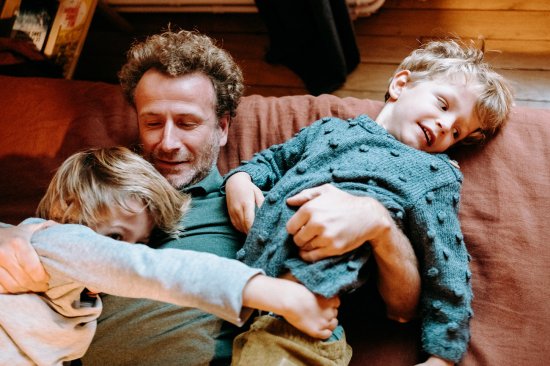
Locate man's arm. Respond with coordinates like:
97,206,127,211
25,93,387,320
0,222,50,293
366,201,420,322
286,184,420,322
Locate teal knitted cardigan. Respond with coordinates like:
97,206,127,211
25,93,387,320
226,115,473,362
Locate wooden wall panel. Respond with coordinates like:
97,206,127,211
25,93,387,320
383,0,550,11
354,10,550,41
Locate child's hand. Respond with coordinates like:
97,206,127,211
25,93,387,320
415,356,454,366
242,275,339,339
225,172,264,233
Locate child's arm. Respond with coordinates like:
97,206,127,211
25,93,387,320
409,180,473,364
242,275,339,339
225,172,265,233
27,219,263,326
222,121,320,234
29,220,338,338
223,119,325,192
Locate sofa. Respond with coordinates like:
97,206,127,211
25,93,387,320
1,74,549,365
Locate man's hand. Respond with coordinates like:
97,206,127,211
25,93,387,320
0,221,52,293
286,184,420,322
225,172,265,233
286,184,388,262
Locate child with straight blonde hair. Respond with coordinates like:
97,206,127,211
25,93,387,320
0,146,339,366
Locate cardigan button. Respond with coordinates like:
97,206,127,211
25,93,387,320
427,267,439,278
447,322,459,337
267,194,279,204
328,138,339,148
236,248,246,260
425,192,435,203
453,289,464,300
453,193,460,206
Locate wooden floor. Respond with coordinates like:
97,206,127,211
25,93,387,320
76,0,550,109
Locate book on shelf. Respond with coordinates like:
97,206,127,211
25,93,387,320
10,0,58,52
1,0,97,79
43,0,98,79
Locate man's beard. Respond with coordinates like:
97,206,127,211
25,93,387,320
145,132,222,190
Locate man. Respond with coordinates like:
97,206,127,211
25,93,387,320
0,29,419,365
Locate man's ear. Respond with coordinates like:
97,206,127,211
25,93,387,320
218,113,230,147
387,70,411,101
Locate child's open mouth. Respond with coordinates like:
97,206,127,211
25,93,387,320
420,124,434,147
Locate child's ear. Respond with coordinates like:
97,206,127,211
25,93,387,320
387,70,411,101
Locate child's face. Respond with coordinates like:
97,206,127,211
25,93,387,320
379,71,482,153
93,199,154,244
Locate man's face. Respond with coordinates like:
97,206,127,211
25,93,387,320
134,69,229,189
378,71,482,153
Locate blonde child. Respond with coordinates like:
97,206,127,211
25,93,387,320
225,40,513,365
0,147,338,365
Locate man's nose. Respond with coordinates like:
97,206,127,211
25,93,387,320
159,122,179,150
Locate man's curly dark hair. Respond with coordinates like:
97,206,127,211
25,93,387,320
119,28,244,120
